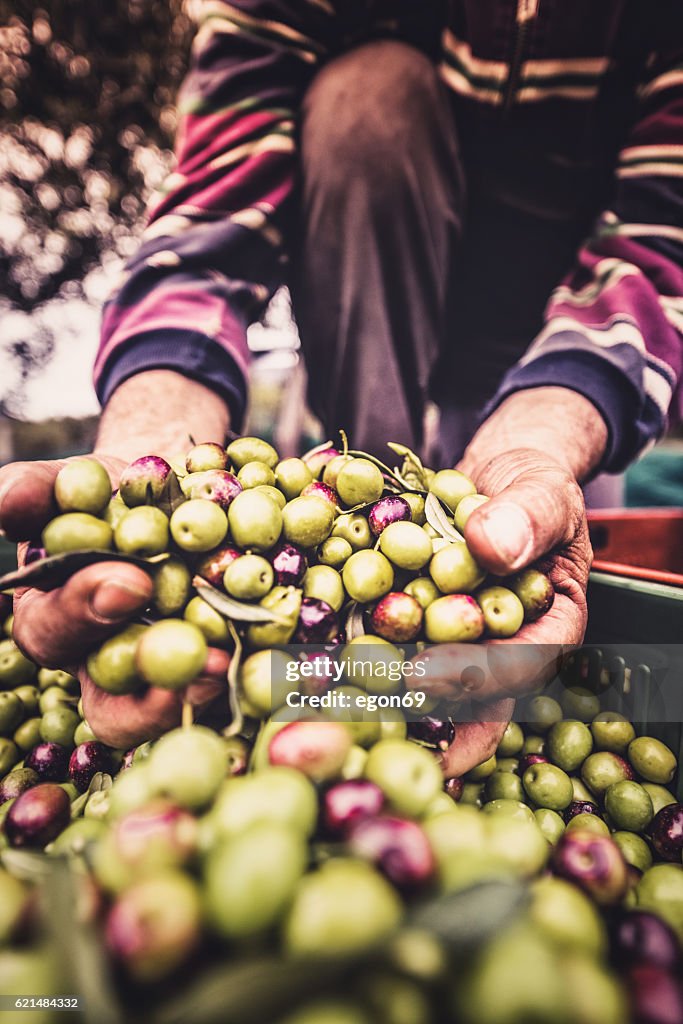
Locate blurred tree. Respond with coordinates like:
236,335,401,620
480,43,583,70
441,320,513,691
0,0,192,310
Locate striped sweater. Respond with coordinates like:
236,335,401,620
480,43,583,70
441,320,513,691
95,0,683,471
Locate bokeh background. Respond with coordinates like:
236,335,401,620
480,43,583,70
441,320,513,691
0,0,681,502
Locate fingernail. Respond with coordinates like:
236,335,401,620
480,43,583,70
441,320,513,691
479,503,534,570
90,580,150,622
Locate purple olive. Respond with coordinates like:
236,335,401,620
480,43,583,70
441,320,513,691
371,592,424,644
348,816,436,890
626,964,683,1024
408,716,455,751
516,753,550,775
111,799,198,872
270,543,307,587
24,544,47,566
322,780,385,837
300,481,339,507
565,800,599,823
24,743,69,782
445,777,464,802
68,742,115,793
293,598,339,644
4,784,71,848
552,831,628,905
610,910,681,971
118,455,175,507
368,496,412,536
647,803,683,863
186,469,242,510
303,446,341,479
196,545,241,587
0,768,39,804
298,650,335,698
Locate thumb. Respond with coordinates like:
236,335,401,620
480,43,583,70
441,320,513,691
464,463,583,575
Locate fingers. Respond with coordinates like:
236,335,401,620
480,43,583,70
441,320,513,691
0,460,65,542
13,562,154,669
81,646,230,750
439,700,514,778
464,461,584,576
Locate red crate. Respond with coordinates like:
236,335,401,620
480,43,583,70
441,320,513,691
588,509,683,586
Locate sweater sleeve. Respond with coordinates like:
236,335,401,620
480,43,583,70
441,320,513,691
94,0,334,426
488,48,683,472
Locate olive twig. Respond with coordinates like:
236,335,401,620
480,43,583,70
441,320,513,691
224,620,245,738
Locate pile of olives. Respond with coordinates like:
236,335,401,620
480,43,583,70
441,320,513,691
14,437,555,702
0,436,682,1024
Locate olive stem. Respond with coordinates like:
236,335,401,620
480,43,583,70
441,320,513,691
181,700,194,729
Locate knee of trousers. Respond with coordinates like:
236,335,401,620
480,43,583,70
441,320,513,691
299,39,455,201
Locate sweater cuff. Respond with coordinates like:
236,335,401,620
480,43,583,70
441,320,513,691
484,348,660,474
94,328,248,430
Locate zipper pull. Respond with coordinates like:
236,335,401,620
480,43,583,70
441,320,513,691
517,0,540,24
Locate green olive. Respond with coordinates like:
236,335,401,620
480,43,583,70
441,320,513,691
224,555,274,601
282,495,335,549
40,706,80,747
336,459,383,507
546,720,593,773
379,522,433,571
136,620,208,690
13,686,40,717
275,459,313,500
0,737,20,775
227,436,279,470
170,499,228,553
13,717,42,753
628,736,677,785
246,587,302,650
612,831,653,873
228,490,283,552
560,686,601,723
524,695,563,734
0,692,24,736
317,536,353,569
342,551,394,603
87,624,146,695
332,514,372,551
152,557,192,617
590,712,636,755
303,565,344,612
454,493,489,532
476,586,524,638
237,461,276,489
604,780,654,833
54,459,112,515
403,577,441,610
42,513,113,555
429,543,485,594
428,470,476,512
255,485,287,510
37,668,78,693
400,492,426,525
184,596,229,645
496,722,524,757
114,505,169,556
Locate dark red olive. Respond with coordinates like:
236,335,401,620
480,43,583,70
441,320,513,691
322,780,385,837
270,543,307,587
647,803,683,863
293,598,338,644
625,964,683,1024
408,716,455,751
4,784,71,848
196,545,241,587
68,742,115,793
348,816,436,890
24,743,69,782
445,777,464,802
300,481,338,507
565,800,599,822
610,910,681,971
367,496,412,536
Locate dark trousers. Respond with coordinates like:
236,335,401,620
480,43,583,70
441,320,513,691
290,40,608,469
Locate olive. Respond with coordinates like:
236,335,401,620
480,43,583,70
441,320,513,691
227,436,278,470
183,596,229,645
379,522,433,572
336,459,384,507
429,543,485,594
428,470,476,511
54,459,112,515
628,736,677,785
136,620,208,691
43,512,113,555
87,624,146,695
228,490,283,552
342,551,394,604
170,499,228,553
224,554,274,601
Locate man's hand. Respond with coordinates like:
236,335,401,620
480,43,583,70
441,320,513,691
418,387,607,778
0,370,232,750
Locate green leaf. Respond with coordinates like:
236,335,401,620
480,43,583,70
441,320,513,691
1,847,55,881
424,492,464,543
345,602,365,641
152,955,347,1024
0,550,170,593
223,621,244,738
156,469,186,517
409,880,528,952
193,579,290,624
44,857,125,1024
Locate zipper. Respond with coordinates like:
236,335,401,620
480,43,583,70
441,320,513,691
504,0,540,111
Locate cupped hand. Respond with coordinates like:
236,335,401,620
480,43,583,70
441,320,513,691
414,447,591,778
0,456,226,749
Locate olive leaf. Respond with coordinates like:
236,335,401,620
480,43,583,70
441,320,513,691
409,879,528,952
156,468,186,517
152,955,348,1024
44,856,125,1024
0,847,55,881
223,621,244,738
192,578,290,624
301,438,337,461
0,550,170,593
345,602,366,641
424,491,464,543
386,442,429,491
70,791,89,820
